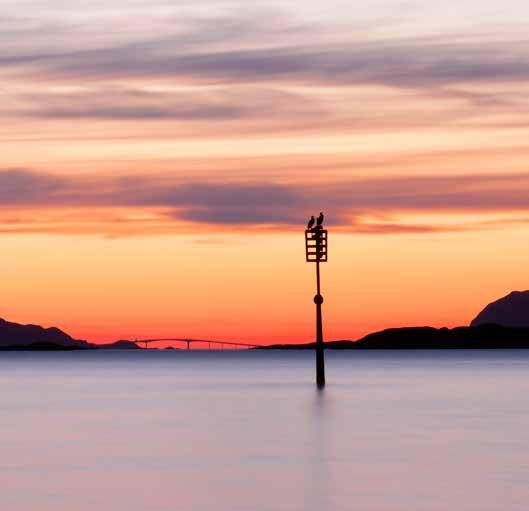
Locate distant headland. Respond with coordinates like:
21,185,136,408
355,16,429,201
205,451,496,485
0,317,139,350
471,291,529,328
259,325,529,350
263,290,529,349
2,290,529,350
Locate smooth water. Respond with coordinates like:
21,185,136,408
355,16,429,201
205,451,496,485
2,350,529,511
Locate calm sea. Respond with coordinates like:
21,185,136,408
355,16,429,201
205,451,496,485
2,350,529,511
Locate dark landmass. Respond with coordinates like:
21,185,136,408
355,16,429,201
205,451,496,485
0,317,141,350
471,290,529,328
97,340,141,350
0,317,90,348
258,325,529,350
0,342,91,351
0,340,140,351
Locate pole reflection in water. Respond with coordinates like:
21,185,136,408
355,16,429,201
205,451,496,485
303,387,332,510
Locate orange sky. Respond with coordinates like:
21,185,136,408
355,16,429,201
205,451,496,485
2,1,529,343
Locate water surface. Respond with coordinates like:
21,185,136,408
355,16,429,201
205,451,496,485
2,350,529,511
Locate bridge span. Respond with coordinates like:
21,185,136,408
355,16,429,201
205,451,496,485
133,338,264,350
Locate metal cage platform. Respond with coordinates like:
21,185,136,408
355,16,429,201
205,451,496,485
305,228,328,262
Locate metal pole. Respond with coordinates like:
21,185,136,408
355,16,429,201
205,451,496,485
305,220,327,387
315,259,325,387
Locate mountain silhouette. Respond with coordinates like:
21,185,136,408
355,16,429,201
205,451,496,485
0,317,140,350
0,317,89,348
471,291,529,328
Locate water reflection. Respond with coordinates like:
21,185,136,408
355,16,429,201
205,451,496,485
304,387,332,510
2,350,529,511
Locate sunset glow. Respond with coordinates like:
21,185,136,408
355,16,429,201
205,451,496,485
2,0,529,342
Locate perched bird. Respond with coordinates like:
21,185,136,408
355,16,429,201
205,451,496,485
316,211,324,227
307,215,315,229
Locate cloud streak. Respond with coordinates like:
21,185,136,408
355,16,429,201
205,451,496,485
8,87,327,125
2,169,529,234
3,13,529,91
2,11,528,136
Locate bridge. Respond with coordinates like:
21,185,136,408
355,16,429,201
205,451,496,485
133,338,264,350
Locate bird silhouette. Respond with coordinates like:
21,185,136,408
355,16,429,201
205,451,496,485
316,211,324,227
307,215,315,229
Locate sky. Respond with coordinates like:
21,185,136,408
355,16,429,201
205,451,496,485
1,0,529,343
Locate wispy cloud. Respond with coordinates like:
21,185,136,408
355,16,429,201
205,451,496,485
2,169,529,235
7,87,327,125
2,11,528,138
2,12,529,91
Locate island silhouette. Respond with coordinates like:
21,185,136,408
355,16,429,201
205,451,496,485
2,290,529,350
471,291,529,328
